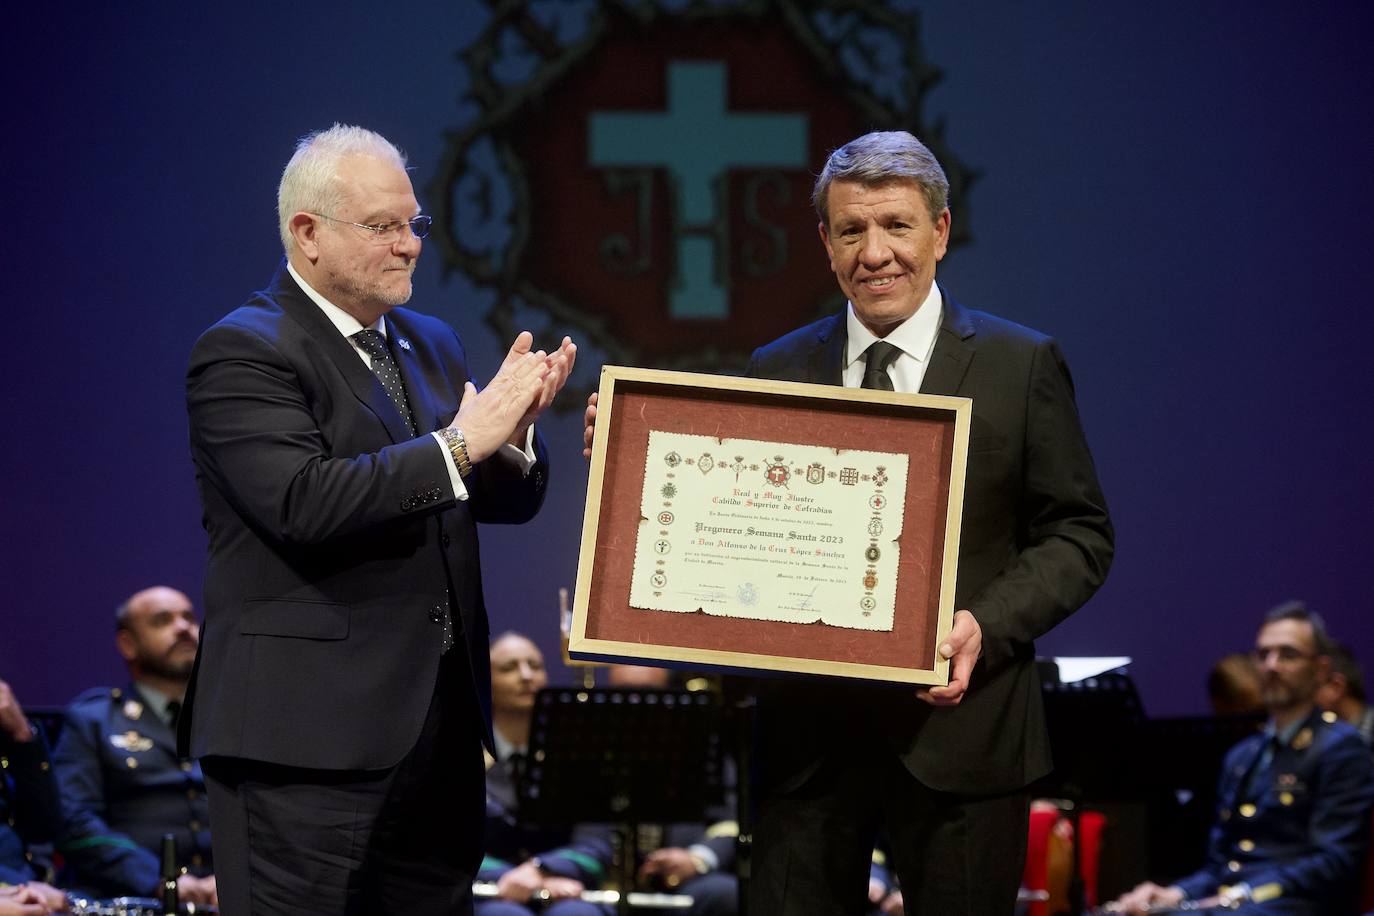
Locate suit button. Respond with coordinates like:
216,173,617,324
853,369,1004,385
429,608,444,624
441,532,451,548
1238,839,1255,852
1227,860,1241,873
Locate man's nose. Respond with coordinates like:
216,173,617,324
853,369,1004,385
394,227,422,259
859,231,891,267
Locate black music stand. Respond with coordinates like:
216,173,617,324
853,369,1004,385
1035,661,1146,914
520,687,726,915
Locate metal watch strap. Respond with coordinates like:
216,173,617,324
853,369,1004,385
439,427,473,478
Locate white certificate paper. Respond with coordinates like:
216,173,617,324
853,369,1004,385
629,431,908,631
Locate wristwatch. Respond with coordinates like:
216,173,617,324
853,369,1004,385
438,427,473,478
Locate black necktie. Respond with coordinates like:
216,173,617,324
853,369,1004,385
861,341,902,391
352,329,416,435
507,750,527,790
165,700,181,730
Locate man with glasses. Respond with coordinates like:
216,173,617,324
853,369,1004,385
1111,602,1374,914
183,124,576,915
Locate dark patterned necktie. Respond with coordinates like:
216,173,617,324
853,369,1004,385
861,341,902,391
352,329,416,435
353,328,454,652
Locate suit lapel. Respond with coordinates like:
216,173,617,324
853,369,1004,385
386,313,445,435
920,288,976,397
805,314,847,385
269,263,416,444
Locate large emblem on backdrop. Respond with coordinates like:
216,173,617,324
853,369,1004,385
432,0,972,397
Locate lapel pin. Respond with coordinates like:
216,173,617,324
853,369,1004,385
397,337,412,351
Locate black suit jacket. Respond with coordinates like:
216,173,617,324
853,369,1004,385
745,291,1113,795
181,262,548,771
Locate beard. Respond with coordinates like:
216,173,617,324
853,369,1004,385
1261,682,1295,708
1261,675,1315,712
325,263,414,310
140,643,197,682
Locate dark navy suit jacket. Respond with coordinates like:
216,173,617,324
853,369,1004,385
182,262,548,771
745,291,1114,796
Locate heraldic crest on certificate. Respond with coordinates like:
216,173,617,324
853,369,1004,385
630,430,909,631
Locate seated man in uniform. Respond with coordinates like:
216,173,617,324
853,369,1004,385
0,678,67,916
52,587,216,907
1111,602,1374,914
481,632,612,915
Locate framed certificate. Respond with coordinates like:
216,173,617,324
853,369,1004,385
570,366,970,685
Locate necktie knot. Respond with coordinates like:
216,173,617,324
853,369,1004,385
352,329,388,359
861,341,902,391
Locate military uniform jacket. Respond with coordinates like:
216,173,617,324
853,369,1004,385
1175,708,1374,912
52,684,211,897
0,724,60,885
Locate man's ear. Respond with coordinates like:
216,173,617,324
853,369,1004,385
115,629,138,664
289,212,322,261
818,220,836,269
933,207,952,262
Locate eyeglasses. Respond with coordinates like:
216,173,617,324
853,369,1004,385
1250,646,1315,664
312,212,432,243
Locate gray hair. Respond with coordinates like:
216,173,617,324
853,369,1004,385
1262,599,1333,657
277,124,408,252
812,130,950,225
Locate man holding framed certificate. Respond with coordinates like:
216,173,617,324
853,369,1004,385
585,130,1112,914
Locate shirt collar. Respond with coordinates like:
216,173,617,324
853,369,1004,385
844,281,943,370
286,260,385,338
133,682,175,724
492,727,525,763
1264,711,1311,746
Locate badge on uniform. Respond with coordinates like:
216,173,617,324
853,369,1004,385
110,730,153,753
122,699,143,720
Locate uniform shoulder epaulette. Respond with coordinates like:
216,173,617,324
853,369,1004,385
67,685,120,709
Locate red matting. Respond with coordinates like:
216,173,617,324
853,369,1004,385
583,379,956,674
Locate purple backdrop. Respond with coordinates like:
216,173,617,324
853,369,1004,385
5,1,1372,719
